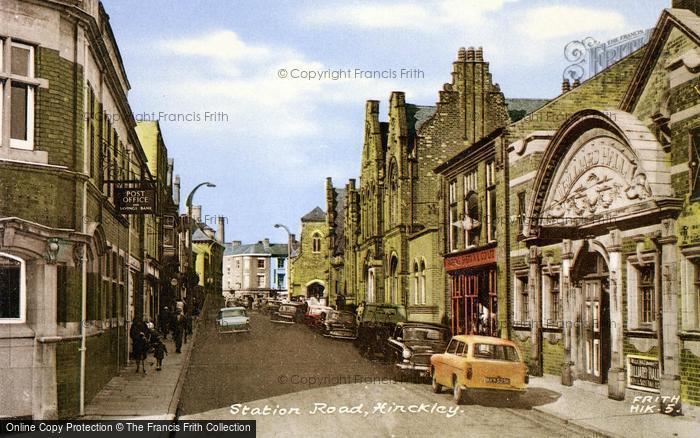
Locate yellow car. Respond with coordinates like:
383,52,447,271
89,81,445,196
430,335,528,404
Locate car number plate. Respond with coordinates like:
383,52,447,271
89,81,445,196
484,376,510,384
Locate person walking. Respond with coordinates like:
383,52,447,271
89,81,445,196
133,330,148,374
152,335,168,371
129,318,147,360
172,311,184,353
158,306,170,339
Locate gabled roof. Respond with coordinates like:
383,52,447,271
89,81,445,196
192,228,213,242
621,8,700,111
301,206,326,222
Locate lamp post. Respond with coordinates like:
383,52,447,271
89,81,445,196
185,182,215,306
274,223,292,300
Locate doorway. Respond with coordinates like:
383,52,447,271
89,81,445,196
573,249,611,384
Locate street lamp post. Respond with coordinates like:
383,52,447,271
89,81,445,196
274,223,292,300
185,182,216,308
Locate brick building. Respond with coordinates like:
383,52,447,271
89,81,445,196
0,0,182,419
502,5,700,409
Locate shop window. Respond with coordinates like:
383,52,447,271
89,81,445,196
449,180,458,251
486,161,497,242
0,253,25,322
312,233,322,253
639,266,656,324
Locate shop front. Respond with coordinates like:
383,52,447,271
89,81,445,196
445,247,498,336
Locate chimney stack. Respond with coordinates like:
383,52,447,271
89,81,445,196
191,205,202,222
216,216,225,243
561,79,571,94
232,240,241,247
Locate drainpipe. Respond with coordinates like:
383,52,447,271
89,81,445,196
79,25,88,416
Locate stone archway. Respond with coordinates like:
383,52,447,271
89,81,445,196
306,281,325,300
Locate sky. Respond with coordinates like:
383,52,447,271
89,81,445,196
102,0,668,244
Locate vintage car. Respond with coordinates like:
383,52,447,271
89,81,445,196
430,335,528,404
304,305,334,329
386,322,450,381
216,307,251,334
321,310,358,339
261,299,283,316
270,302,305,324
354,303,407,359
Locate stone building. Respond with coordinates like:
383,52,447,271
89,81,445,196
0,0,183,419
191,208,224,299
503,5,700,409
289,207,329,300
222,238,288,299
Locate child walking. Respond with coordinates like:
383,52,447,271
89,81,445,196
153,336,168,371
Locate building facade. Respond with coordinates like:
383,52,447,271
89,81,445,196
222,238,287,298
509,7,700,408
289,207,329,299
0,0,184,419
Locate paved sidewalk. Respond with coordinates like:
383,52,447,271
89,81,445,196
80,333,194,420
528,375,700,438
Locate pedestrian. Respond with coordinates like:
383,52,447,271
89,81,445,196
335,293,346,310
152,335,168,371
129,318,147,360
172,311,184,353
356,301,366,323
133,331,148,374
158,306,170,339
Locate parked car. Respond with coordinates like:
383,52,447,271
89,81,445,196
216,307,251,334
270,302,305,324
304,305,334,329
386,322,450,381
321,310,358,339
261,299,282,316
430,335,528,404
354,303,407,359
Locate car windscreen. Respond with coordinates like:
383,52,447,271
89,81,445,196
220,309,245,318
279,305,296,313
403,327,445,342
473,343,521,362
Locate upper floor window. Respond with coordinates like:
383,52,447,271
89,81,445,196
277,258,285,268
449,180,458,252
463,170,480,247
486,161,497,242
690,128,700,201
1,40,36,150
0,253,26,323
257,258,265,269
312,233,322,253
517,191,527,235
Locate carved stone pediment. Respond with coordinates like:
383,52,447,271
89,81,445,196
541,136,652,223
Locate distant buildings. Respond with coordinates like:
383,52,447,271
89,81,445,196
223,238,288,298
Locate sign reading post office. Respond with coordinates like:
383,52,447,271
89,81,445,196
116,185,156,214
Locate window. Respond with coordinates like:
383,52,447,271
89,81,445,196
449,180,458,251
277,273,285,288
548,274,561,325
419,260,426,305
516,274,529,324
278,258,285,268
389,161,399,226
257,275,265,288
695,262,700,328
1,40,36,150
464,170,479,247
413,262,419,304
690,128,700,201
257,258,265,269
517,191,526,234
0,253,25,322
639,266,655,324
486,161,497,241
236,259,241,269
312,233,322,253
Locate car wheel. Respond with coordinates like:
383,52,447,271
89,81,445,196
431,370,442,394
453,377,467,405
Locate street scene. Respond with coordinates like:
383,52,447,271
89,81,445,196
2,0,700,437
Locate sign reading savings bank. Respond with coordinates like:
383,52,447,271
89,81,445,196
116,186,156,214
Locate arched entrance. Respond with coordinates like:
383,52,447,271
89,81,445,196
389,254,398,304
572,246,611,384
307,281,325,300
